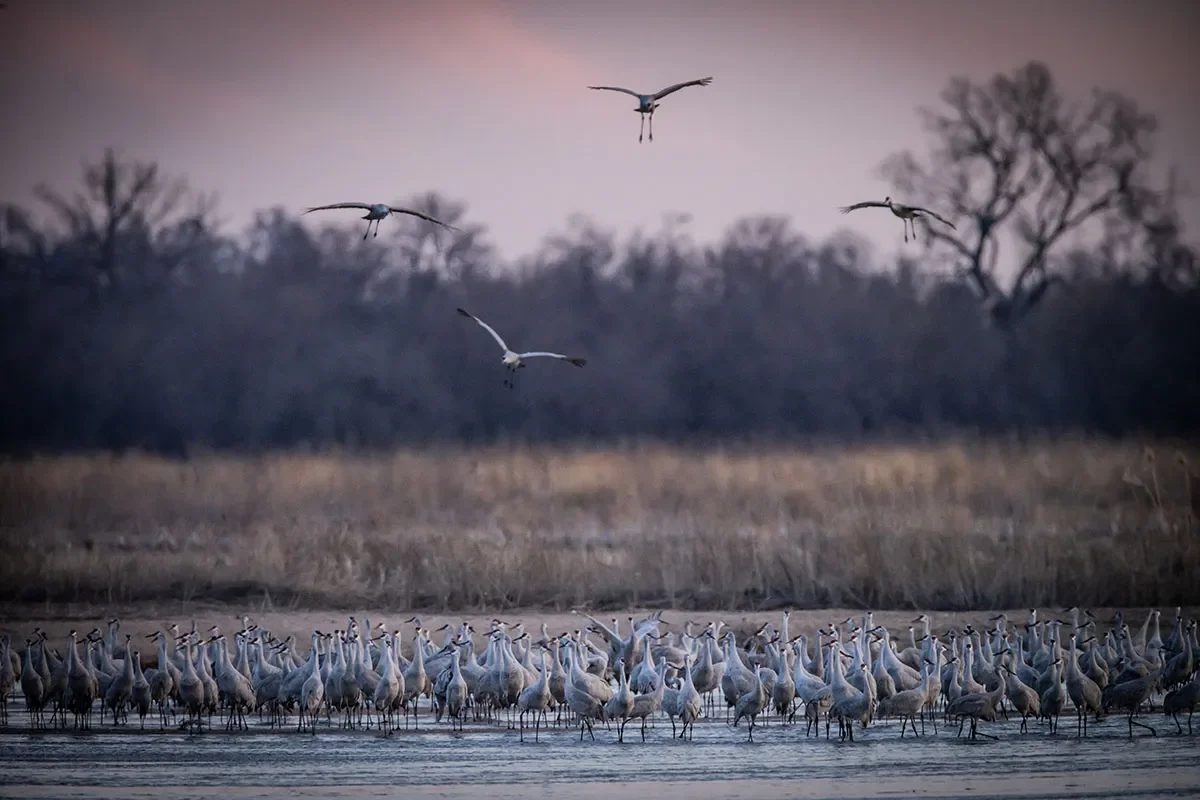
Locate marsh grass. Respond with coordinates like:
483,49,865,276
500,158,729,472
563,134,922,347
1,440,1196,611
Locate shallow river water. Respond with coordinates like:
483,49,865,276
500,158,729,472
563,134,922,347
1,711,1198,800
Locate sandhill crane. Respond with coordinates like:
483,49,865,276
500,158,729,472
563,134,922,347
839,197,956,243
546,638,568,721
827,638,863,712
456,308,586,389
846,631,878,717
790,640,831,736
249,636,284,727
1162,622,1194,691
212,636,256,731
720,632,757,722
663,654,702,740
879,659,934,737
65,632,98,730
402,629,430,728
771,646,796,722
103,642,135,726
302,203,457,240
573,610,625,669
871,638,899,702
563,645,607,741
577,630,610,679
630,642,661,694
1163,672,1199,735
384,634,409,726
586,76,713,143
338,639,363,729
177,639,205,732
733,664,767,741
442,642,470,733
873,626,922,691
278,636,318,721
998,661,1041,733
1039,658,1066,734
1133,610,1154,655
323,635,347,725
352,634,381,716
627,657,667,742
491,632,527,726
0,635,13,725
566,638,613,704
516,648,551,741
1103,667,1161,738
195,643,219,723
130,651,152,730
604,657,635,742
298,633,325,735
372,635,402,732
2,634,16,679
690,630,724,716
946,679,1004,741
1065,635,1103,737
829,664,875,742
144,632,178,729
20,641,46,729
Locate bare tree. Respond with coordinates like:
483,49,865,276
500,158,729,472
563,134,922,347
387,192,491,284
34,149,216,289
884,62,1160,327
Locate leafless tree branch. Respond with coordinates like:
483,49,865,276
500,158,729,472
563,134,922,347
883,61,1163,328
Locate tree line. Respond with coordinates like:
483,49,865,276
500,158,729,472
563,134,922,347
1,62,1197,454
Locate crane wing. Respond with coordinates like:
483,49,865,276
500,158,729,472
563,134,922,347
586,85,642,98
456,308,509,352
572,611,619,643
387,206,460,231
912,207,957,229
519,352,586,367
303,202,372,213
652,76,713,100
838,201,889,214
633,615,663,638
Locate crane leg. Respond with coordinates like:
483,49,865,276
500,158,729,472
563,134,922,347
1129,711,1156,737
648,112,654,142
638,113,645,144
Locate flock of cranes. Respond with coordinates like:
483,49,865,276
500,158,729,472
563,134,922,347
2,607,1196,744
297,76,958,386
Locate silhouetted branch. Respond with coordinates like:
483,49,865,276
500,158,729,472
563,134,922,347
884,62,1162,328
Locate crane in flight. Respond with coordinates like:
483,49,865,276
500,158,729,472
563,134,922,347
303,203,458,240
838,197,955,243
587,77,713,143
456,308,585,390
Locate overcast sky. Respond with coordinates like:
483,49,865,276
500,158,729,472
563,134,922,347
1,0,1196,268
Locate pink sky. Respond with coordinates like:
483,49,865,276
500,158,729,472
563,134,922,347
1,0,1196,268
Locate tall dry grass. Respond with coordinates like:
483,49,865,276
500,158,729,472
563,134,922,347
1,440,1196,611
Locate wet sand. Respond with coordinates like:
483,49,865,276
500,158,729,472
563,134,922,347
1,716,1198,800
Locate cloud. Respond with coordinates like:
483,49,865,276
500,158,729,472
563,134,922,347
37,7,253,117
412,1,600,98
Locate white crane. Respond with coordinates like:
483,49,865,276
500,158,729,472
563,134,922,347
456,308,586,389
302,203,458,240
587,77,713,143
838,197,956,243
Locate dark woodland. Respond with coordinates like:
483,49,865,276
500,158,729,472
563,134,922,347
2,63,1197,455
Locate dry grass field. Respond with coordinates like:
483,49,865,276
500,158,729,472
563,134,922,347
0,439,1196,611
